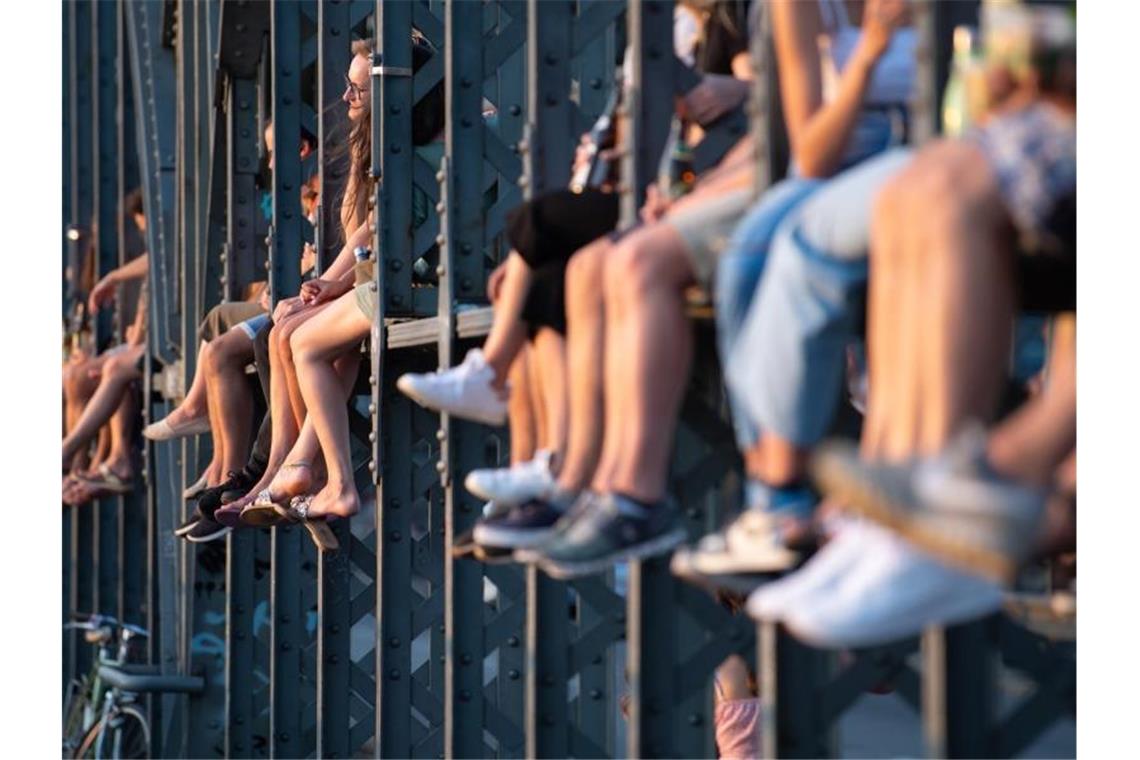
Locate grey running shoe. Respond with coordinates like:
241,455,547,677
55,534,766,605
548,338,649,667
811,425,1046,582
535,493,687,580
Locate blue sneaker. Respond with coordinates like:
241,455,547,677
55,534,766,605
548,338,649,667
472,491,574,550
535,493,687,580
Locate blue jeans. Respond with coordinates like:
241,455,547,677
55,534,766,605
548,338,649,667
723,147,913,446
714,109,907,449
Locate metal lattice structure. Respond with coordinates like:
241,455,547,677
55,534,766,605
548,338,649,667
63,2,1075,758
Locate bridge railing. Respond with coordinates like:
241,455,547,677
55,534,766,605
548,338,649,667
63,2,1075,758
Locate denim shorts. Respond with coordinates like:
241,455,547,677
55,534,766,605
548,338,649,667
235,313,271,340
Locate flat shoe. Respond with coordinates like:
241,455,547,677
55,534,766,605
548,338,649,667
143,415,212,441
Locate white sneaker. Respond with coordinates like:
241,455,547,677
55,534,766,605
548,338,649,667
465,450,555,505
396,349,508,426
745,520,877,622
781,530,1003,649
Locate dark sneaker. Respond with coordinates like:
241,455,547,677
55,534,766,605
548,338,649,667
184,516,232,544
472,492,573,550
173,511,203,538
197,468,260,518
535,493,687,580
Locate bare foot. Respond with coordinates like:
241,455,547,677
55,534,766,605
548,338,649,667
265,462,317,502
305,483,360,520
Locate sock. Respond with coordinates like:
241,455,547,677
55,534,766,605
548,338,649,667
611,492,656,519
745,478,816,520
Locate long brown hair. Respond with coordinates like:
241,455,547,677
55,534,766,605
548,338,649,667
341,39,374,237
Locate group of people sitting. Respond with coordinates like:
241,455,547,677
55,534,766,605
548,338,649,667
63,1,1075,754
400,0,1075,650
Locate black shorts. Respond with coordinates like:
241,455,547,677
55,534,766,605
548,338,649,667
508,188,620,336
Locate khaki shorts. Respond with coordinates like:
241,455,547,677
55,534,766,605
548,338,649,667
665,187,754,289
197,300,266,343
354,281,377,320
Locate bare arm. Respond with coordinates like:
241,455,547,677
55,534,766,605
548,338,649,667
88,253,150,313
772,0,907,178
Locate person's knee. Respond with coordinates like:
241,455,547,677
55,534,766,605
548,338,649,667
605,233,658,300
566,242,607,311
289,322,322,366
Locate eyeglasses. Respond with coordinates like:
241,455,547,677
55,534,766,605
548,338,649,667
344,75,366,102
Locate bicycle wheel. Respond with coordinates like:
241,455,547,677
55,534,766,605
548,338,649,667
74,706,150,759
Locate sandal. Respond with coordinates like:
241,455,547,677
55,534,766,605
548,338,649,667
238,462,314,527
276,495,341,553
239,490,291,527
76,464,133,495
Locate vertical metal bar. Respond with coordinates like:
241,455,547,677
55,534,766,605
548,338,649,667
93,0,122,628
126,3,182,752
63,0,73,313
68,0,97,697
224,71,262,760
522,2,573,757
748,0,774,196
910,0,938,145
372,5,415,754
620,3,676,757
72,0,96,337
442,2,488,755
269,3,306,757
315,5,356,755
116,0,146,632
922,620,995,758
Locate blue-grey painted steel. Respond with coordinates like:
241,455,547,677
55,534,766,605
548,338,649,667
93,0,124,677
67,0,97,692
125,2,184,753
315,3,358,758
620,4,677,758
441,3,489,756
269,2,316,757
521,2,573,757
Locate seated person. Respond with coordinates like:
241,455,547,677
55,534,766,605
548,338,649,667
525,0,913,579
397,0,754,556
61,193,150,495
222,33,445,551
748,11,1075,647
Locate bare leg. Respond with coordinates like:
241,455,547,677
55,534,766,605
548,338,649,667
986,316,1075,486
556,239,611,492
268,350,363,500
202,329,257,475
508,346,538,465
481,252,535,386
279,303,334,430
62,345,144,464
104,388,138,479
596,224,695,503
289,293,373,518
532,327,568,465
915,144,1014,454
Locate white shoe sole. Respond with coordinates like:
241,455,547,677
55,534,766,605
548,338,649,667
396,376,507,427
783,584,1002,650
539,528,688,580
185,525,233,544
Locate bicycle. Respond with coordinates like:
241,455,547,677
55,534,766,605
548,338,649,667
63,615,148,756
63,611,205,759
